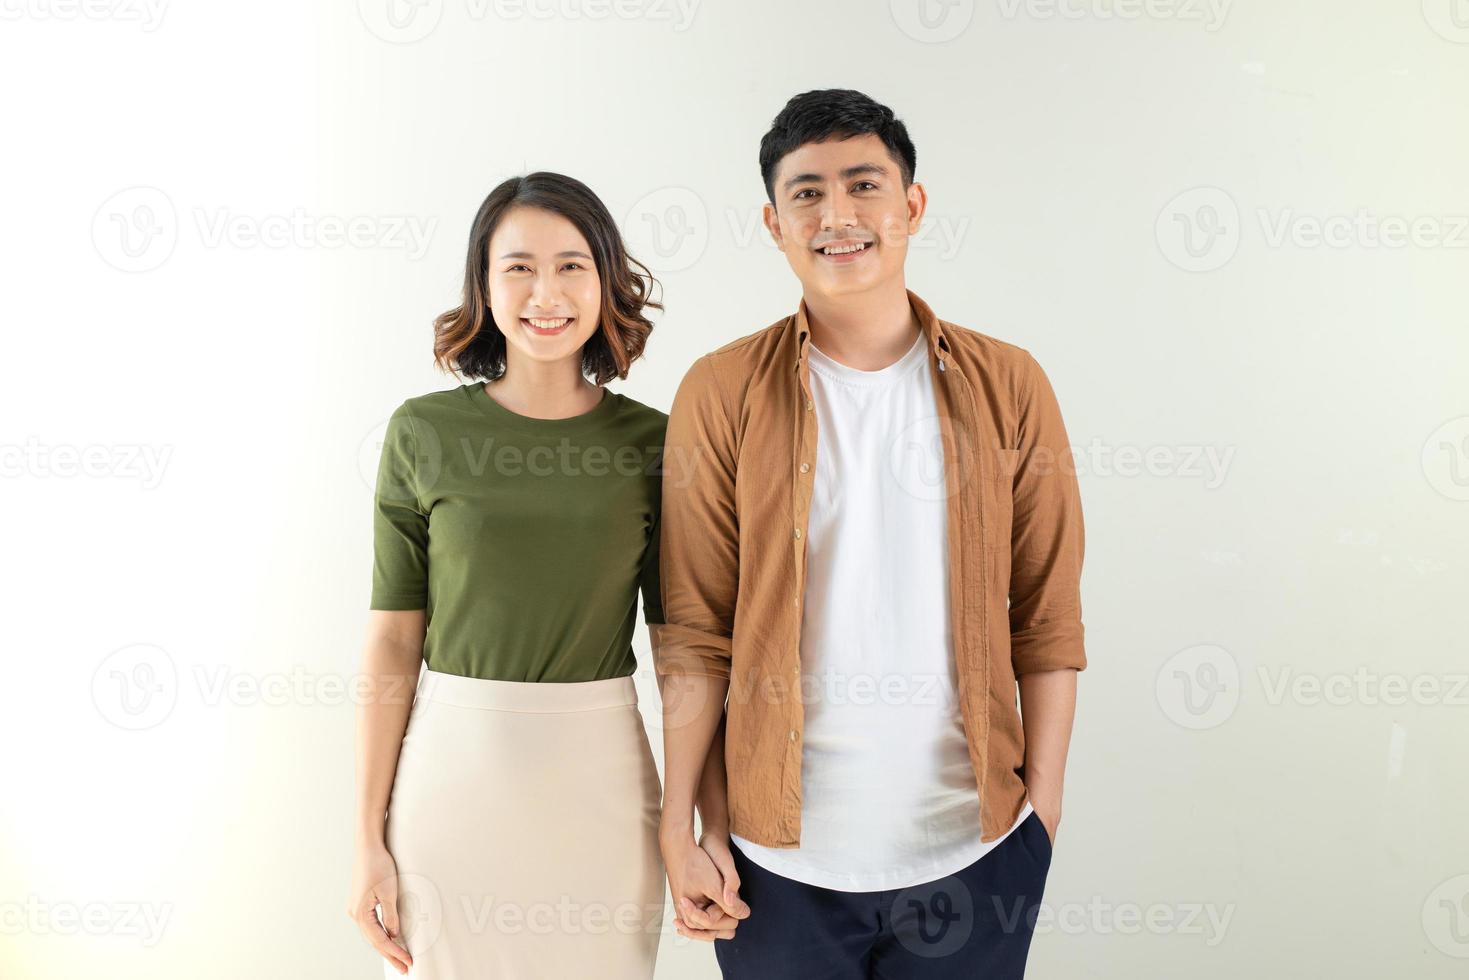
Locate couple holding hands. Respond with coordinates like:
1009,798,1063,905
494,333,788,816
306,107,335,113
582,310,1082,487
350,87,1086,979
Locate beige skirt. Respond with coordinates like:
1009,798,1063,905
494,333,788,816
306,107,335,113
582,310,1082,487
383,669,665,979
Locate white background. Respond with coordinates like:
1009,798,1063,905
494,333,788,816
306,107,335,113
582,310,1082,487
2,0,1467,976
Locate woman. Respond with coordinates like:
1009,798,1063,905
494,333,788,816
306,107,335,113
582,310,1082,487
347,172,671,978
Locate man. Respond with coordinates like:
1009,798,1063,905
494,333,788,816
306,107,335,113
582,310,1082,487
653,88,1086,978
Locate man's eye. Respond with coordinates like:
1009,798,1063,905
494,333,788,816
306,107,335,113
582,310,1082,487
794,189,818,201
854,181,877,191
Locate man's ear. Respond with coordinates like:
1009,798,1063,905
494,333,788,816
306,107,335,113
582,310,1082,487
762,201,786,253
906,180,928,235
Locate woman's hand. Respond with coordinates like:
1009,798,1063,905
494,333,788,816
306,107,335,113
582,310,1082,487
347,839,413,975
661,829,749,942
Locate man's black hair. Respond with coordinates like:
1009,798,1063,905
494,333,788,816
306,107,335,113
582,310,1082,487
758,89,917,204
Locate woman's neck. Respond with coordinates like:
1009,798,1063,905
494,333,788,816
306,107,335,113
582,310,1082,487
483,360,603,420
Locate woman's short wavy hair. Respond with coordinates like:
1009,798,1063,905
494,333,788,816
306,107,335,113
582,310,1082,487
433,172,662,385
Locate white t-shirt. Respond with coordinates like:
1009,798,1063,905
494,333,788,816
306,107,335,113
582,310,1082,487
730,329,1031,892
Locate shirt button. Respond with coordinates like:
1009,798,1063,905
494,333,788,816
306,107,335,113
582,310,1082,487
799,462,810,474
806,400,813,411
793,527,802,539
789,729,797,741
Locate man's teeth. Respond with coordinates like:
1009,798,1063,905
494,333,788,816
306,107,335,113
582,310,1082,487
821,243,868,255
526,317,571,329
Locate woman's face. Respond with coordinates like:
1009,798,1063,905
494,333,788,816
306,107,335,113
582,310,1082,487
485,206,603,368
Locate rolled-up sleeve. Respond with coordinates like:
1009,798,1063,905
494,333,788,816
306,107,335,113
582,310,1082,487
651,355,738,681
1009,351,1087,674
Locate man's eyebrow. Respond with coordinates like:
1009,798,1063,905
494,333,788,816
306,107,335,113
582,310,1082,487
496,250,594,260
781,162,890,193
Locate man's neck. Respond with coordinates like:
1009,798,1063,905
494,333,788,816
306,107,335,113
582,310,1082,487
802,282,920,372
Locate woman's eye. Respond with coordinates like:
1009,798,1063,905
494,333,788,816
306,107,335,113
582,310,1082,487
563,262,585,271
507,264,531,273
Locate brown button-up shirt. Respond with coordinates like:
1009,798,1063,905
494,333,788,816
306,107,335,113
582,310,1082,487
653,288,1086,847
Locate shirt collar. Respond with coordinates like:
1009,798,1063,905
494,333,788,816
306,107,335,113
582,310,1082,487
792,287,952,374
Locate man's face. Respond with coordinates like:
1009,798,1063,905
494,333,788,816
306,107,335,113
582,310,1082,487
763,132,926,301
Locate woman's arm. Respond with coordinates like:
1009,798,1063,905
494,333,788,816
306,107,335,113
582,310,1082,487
353,609,424,842
347,609,425,976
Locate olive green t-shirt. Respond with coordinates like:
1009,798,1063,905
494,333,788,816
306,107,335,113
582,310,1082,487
369,382,667,682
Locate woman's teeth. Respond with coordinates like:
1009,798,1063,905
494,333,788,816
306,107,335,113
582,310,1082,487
524,317,572,331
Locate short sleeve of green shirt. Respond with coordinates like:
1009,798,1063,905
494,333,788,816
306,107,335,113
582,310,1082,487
371,402,431,610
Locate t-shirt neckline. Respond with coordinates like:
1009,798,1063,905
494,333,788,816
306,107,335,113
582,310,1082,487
806,330,929,388
468,382,618,430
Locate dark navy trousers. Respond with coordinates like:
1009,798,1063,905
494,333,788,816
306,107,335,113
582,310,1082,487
714,810,1053,979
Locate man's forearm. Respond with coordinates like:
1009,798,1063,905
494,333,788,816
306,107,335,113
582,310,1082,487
1017,667,1078,806
657,670,730,842
695,712,730,837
